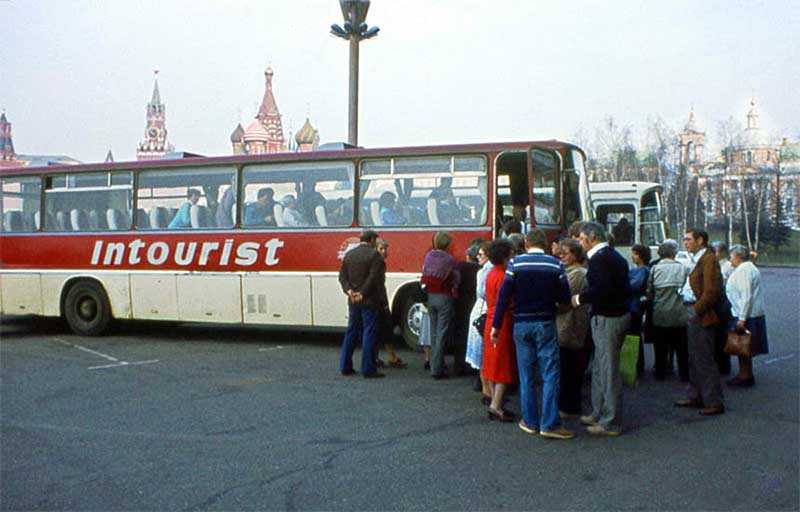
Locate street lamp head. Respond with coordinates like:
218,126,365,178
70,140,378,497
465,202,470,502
361,26,380,39
330,23,349,39
343,20,353,34
340,0,370,27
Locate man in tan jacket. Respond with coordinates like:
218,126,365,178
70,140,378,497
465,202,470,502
674,228,725,415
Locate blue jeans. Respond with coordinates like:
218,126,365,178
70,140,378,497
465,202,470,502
339,304,379,375
514,320,560,431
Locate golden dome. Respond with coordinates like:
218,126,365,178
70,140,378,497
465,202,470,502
295,118,318,145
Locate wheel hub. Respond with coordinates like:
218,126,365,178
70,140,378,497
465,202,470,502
77,297,98,322
406,302,424,338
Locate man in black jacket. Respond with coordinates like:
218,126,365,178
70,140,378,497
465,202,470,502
571,221,631,436
338,230,386,379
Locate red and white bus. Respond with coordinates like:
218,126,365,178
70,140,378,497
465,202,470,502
0,141,592,346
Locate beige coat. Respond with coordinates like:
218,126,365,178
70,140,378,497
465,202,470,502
557,264,589,349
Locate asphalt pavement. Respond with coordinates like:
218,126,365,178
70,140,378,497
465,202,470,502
1,267,798,511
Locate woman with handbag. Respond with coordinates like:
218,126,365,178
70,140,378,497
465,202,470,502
556,239,589,418
482,239,517,422
466,241,492,403
725,245,769,387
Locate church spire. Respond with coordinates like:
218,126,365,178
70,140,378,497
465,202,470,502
254,66,285,153
150,70,162,105
257,67,280,119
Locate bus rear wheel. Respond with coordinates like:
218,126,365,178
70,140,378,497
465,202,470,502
64,280,112,336
400,294,425,350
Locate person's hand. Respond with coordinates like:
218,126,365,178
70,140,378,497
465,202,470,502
736,319,746,330
490,327,499,345
571,295,581,308
352,292,364,304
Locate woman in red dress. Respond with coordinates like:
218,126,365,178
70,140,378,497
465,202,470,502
482,239,517,422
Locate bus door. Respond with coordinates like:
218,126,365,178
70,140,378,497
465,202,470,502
639,187,666,247
494,151,529,236
528,146,564,239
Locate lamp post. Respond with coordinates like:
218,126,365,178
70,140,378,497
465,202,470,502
331,0,379,147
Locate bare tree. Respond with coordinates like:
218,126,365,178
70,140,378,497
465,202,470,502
716,116,744,245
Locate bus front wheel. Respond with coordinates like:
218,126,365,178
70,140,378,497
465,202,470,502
400,294,425,350
64,280,112,336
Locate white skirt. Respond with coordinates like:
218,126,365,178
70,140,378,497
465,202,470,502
465,298,486,369
418,308,432,347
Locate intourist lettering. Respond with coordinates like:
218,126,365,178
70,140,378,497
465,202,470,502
90,239,285,267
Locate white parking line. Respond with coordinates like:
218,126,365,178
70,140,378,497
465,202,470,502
53,338,159,370
761,353,796,366
258,345,286,352
88,360,159,371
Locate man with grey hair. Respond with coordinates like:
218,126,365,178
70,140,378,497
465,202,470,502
571,221,631,436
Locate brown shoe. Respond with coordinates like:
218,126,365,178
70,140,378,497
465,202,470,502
699,405,725,416
674,398,703,408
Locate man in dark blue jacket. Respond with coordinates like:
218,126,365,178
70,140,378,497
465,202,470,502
571,221,631,436
492,229,573,439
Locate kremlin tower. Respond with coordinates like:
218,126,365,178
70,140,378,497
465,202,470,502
137,71,174,160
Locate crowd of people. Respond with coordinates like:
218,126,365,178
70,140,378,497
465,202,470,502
337,222,770,439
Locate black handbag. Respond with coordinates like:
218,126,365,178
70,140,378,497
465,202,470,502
472,312,487,333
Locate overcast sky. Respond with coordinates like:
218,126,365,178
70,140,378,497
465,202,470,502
2,0,799,163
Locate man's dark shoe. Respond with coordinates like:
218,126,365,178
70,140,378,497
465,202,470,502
727,376,755,387
432,373,449,380
699,405,725,416
423,361,431,371
341,369,356,376
363,372,386,379
674,398,703,408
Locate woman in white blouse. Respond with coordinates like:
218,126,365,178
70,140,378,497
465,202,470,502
466,241,492,403
725,245,769,387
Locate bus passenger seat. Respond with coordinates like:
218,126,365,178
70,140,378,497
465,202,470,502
88,209,108,231
3,211,23,232
106,208,129,230
273,203,286,227
70,209,90,231
315,205,328,227
149,207,169,228
369,201,382,226
56,211,70,231
34,211,55,231
190,205,209,228
427,198,439,225
135,208,151,229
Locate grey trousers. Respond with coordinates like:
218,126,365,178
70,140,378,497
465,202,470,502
427,293,455,376
590,313,630,432
686,306,724,407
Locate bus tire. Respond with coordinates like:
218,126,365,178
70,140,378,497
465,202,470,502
63,280,112,336
399,293,425,350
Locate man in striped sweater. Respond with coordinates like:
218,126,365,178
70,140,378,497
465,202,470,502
491,228,574,440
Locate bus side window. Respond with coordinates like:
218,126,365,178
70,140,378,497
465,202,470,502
1,176,41,232
242,162,354,229
358,155,487,228
137,167,235,230
43,171,132,232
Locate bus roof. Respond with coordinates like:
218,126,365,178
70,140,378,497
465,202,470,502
0,140,583,176
589,181,661,196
